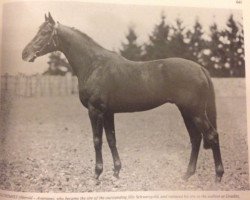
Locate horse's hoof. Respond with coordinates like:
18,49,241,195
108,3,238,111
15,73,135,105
182,171,195,181
182,174,191,181
113,172,119,179
113,170,120,179
94,164,103,180
88,178,100,186
94,173,100,180
95,180,101,185
215,175,222,183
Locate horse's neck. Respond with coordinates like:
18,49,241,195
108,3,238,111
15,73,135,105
57,25,107,80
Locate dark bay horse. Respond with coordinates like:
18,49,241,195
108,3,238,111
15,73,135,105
22,13,224,182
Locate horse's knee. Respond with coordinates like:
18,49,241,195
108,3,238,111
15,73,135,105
94,137,102,150
88,104,104,122
107,138,116,149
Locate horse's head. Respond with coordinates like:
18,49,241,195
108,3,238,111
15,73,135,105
22,12,59,62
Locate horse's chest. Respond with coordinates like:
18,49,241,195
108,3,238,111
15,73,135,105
79,86,107,111
79,90,89,108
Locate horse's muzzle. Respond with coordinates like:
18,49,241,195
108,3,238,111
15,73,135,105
22,49,36,62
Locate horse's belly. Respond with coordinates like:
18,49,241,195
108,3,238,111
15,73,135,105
108,94,170,113
110,102,167,113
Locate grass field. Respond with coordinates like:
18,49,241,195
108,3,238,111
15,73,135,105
0,78,248,192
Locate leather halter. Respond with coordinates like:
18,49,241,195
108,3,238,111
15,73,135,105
35,23,59,57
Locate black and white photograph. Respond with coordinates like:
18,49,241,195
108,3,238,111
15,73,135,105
0,0,248,194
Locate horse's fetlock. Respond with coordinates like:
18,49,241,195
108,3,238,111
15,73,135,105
95,163,103,174
216,164,224,176
113,161,121,179
89,105,104,119
114,160,122,171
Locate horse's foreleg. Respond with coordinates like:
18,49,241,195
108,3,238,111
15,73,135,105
193,114,224,182
104,112,121,178
180,109,202,180
88,105,104,179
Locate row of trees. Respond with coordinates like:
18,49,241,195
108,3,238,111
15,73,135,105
120,14,245,77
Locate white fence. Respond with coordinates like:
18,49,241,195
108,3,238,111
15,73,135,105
1,74,78,97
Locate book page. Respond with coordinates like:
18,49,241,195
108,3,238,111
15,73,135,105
0,0,249,199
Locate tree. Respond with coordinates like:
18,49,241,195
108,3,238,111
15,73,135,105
203,15,245,77
144,16,191,60
186,19,206,64
119,12,245,78
202,22,226,77
237,24,245,77
43,52,73,76
143,13,172,60
120,26,142,61
222,14,245,77
168,18,189,59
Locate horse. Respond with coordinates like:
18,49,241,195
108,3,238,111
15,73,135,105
22,13,224,182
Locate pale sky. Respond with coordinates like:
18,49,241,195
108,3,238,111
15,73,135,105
1,1,242,75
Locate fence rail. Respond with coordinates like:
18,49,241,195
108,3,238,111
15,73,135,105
1,74,79,97
0,74,246,99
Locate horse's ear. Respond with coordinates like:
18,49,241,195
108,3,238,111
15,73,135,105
45,14,48,21
48,12,55,25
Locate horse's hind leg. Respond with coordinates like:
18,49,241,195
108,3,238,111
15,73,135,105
192,113,224,182
180,108,202,180
103,112,121,178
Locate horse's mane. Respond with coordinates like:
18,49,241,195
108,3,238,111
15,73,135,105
60,24,117,56
70,27,104,50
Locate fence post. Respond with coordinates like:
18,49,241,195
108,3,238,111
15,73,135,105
4,73,8,91
29,75,33,97
14,75,19,97
71,75,75,94
1,73,10,101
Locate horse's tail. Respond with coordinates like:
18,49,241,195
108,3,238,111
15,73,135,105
201,67,217,130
